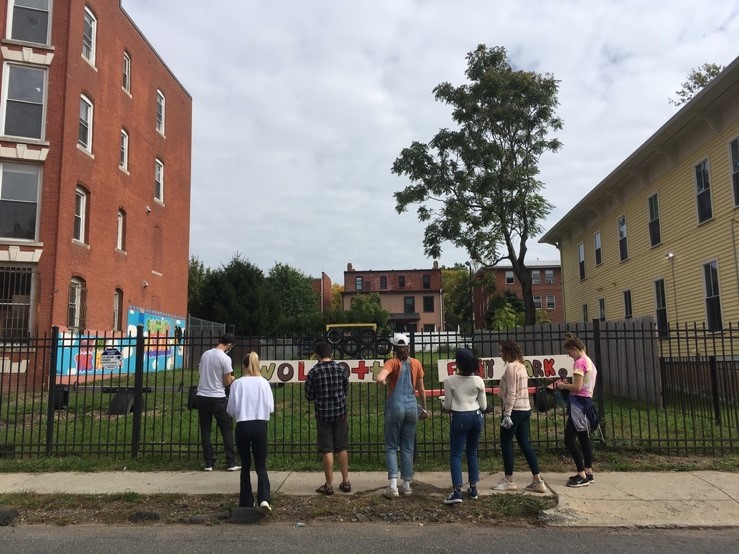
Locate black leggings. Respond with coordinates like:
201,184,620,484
564,416,592,472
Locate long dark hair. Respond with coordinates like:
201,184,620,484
499,340,524,363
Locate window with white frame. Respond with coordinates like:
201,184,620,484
648,194,661,246
0,264,35,340
73,187,87,243
594,231,602,265
546,295,555,310
598,298,605,321
655,278,668,338
505,270,514,284
694,158,712,223
119,129,128,170
703,260,722,331
2,64,46,139
154,158,164,202
78,94,93,151
618,215,628,261
533,295,542,309
156,89,165,134
578,242,585,280
116,209,126,251
531,270,541,284
0,163,40,241
122,51,131,93
82,6,96,65
9,0,51,45
67,277,87,332
623,289,633,319
545,269,554,284
113,288,123,331
731,138,739,207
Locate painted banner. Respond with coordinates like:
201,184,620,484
437,355,573,382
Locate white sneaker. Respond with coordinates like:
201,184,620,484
492,478,518,491
524,480,547,493
399,485,412,496
227,465,241,472
382,486,399,498
259,500,272,513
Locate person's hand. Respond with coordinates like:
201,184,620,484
419,409,429,420
501,415,513,429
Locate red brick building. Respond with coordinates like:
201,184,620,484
472,261,564,328
343,262,444,332
0,0,191,339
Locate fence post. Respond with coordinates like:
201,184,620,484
709,355,721,426
591,319,606,433
131,324,145,458
45,326,59,456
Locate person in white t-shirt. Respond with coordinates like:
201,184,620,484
196,333,239,471
227,351,274,513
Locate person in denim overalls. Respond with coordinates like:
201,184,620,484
376,333,427,498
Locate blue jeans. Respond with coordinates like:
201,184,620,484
449,410,483,487
384,404,418,480
500,409,540,476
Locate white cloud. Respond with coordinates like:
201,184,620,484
123,0,739,279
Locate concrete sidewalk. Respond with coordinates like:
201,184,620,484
0,470,737,528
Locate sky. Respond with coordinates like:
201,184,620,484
123,0,739,283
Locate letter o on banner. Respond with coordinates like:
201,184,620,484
277,362,295,383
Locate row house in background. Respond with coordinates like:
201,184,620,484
541,55,739,334
472,261,564,328
0,0,192,343
342,262,444,332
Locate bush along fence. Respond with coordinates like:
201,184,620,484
0,319,737,462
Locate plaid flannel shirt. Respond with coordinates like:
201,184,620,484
304,360,349,422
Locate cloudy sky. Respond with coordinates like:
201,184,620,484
123,0,738,283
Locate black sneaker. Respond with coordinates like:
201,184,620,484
468,486,479,500
566,474,589,487
586,473,594,484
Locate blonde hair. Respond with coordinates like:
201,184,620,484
242,351,261,376
563,332,586,352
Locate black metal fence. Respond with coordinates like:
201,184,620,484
0,320,737,462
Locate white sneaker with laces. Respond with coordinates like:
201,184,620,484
492,478,518,491
259,501,272,513
382,486,399,498
524,480,547,493
399,485,412,496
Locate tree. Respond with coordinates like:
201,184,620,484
267,263,321,335
441,266,471,333
392,44,562,325
669,63,724,107
187,256,209,317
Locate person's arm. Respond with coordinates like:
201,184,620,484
442,379,452,412
477,377,487,412
226,382,237,418
376,364,391,385
560,372,584,392
265,379,275,414
414,361,427,415
304,371,315,401
501,363,515,417
223,372,235,387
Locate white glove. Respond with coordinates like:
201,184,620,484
501,415,513,429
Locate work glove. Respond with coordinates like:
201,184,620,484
501,415,513,429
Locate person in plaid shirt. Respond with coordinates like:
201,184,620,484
304,341,351,495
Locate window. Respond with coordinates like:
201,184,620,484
703,260,722,331
9,0,51,45
582,304,588,323
0,163,40,240
422,273,431,289
119,129,129,170
156,89,165,134
655,279,668,338
533,295,542,310
67,277,87,332
113,288,123,332
546,295,555,310
2,64,46,139
694,159,712,223
578,243,585,280
505,271,514,284
116,209,126,251
73,187,87,243
380,275,387,289
355,276,363,291
82,7,96,65
598,298,605,321
618,215,628,261
623,290,633,319
648,194,661,246
545,269,554,284
423,324,435,332
154,159,164,202
531,270,541,285
404,296,415,313
122,52,131,93
731,138,739,207
0,264,35,340
594,232,602,265
423,296,434,312
78,94,93,152
398,275,405,288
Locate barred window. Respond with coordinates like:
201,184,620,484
0,264,35,340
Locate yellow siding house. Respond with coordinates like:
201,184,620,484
541,55,739,333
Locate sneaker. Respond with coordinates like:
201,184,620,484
203,465,214,472
382,486,399,498
586,472,595,484
491,478,518,491
444,490,463,505
227,465,241,472
566,474,589,487
399,485,412,496
468,486,479,500
259,500,272,514
524,480,547,493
